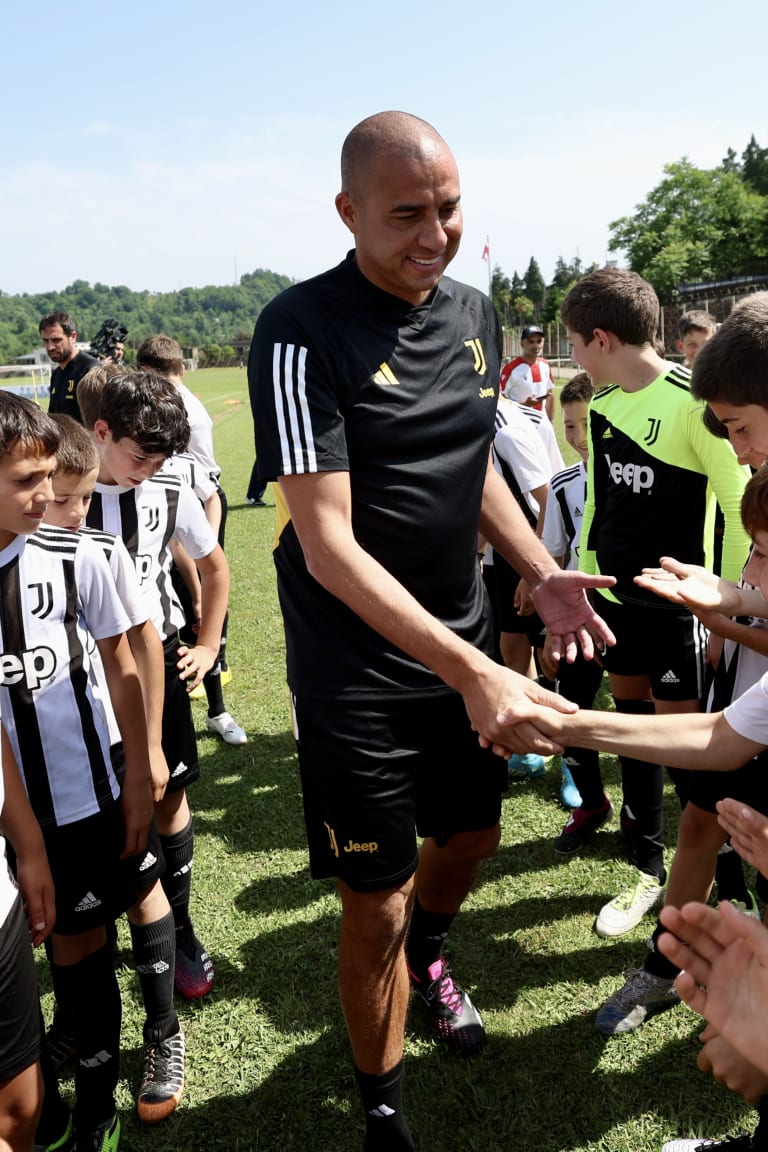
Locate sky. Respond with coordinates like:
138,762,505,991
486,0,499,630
3,0,767,300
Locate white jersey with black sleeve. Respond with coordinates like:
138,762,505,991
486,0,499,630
86,473,217,642
541,461,587,571
0,527,133,829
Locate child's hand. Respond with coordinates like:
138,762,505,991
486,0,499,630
177,644,217,691
15,851,55,946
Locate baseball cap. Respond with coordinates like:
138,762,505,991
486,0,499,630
521,325,544,339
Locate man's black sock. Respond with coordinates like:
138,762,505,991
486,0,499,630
354,1060,414,1152
405,897,455,983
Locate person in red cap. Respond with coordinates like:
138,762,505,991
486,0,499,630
500,325,555,421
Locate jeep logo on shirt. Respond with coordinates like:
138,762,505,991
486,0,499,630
135,554,153,584
0,647,57,690
605,454,654,494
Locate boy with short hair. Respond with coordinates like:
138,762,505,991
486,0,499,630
0,390,155,1152
540,372,614,835
45,413,185,1126
135,334,246,747
85,371,230,1001
561,268,750,939
677,308,717,368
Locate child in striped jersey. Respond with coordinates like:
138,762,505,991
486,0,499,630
135,335,246,747
0,391,154,1152
79,371,230,1004
43,414,185,1127
540,373,613,849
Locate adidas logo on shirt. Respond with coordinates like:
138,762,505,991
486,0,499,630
660,670,680,684
75,891,102,912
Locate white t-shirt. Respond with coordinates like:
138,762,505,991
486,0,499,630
724,668,768,745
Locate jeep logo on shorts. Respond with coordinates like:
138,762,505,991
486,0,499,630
605,454,654,494
0,647,57,690
343,840,379,854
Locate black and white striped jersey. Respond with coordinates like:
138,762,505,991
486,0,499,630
0,527,133,828
249,251,502,698
541,462,586,571
161,451,216,503
86,473,217,642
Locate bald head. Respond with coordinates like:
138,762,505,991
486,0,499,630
340,111,449,197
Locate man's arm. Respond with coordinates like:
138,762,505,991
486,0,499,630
279,469,583,758
96,632,154,858
479,460,615,661
0,725,55,946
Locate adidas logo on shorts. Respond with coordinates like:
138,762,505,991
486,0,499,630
139,852,158,872
660,669,680,684
171,761,188,778
75,891,102,912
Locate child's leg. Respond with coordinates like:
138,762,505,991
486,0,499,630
0,895,45,1152
126,881,178,1045
51,928,121,1133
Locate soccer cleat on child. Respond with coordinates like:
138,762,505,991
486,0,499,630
596,966,679,1035
720,890,761,921
507,753,546,780
559,764,583,809
205,711,247,746
137,1029,185,1124
174,926,214,1000
409,957,486,1057
595,872,664,938
554,799,613,855
45,1010,77,1070
661,1135,754,1152
34,1112,73,1152
71,1113,120,1152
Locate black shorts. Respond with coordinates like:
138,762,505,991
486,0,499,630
687,751,768,814
595,594,707,701
0,893,41,1081
42,804,163,935
162,636,200,792
483,557,545,644
293,691,507,893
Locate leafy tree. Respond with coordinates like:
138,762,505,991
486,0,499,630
523,258,546,313
512,295,535,324
609,159,768,301
490,264,512,325
742,135,768,195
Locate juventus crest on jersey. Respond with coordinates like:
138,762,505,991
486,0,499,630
0,526,132,829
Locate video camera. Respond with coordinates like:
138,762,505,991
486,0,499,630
90,318,128,361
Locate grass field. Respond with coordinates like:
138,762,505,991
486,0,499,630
37,369,754,1152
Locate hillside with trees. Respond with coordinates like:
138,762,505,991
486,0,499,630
0,269,294,365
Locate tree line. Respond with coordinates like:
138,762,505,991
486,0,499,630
492,134,768,324
0,269,294,366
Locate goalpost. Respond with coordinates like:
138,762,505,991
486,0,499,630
0,364,52,406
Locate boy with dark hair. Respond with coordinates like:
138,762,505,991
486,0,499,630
44,413,185,1126
86,371,230,1002
136,334,246,747
677,309,717,369
0,391,156,1152
561,268,750,943
540,371,614,835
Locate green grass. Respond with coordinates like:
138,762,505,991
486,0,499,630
39,369,754,1150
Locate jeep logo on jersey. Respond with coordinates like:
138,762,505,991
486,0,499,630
28,582,54,619
605,454,654,493
135,554,153,584
0,647,56,690
144,507,160,531
464,338,487,375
